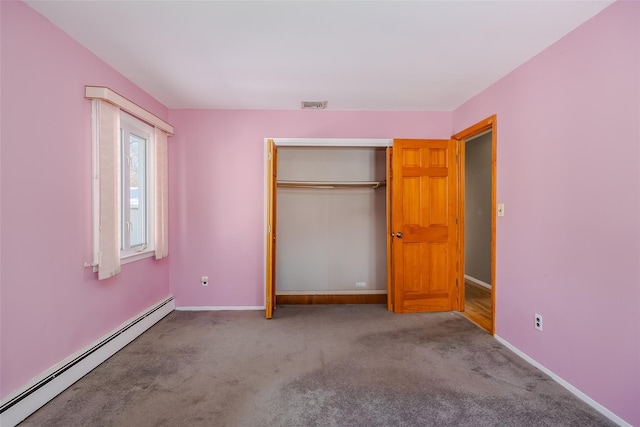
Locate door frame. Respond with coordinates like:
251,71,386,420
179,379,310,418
263,138,392,318
452,115,497,335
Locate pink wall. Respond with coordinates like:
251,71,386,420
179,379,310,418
167,110,452,307
0,1,171,398
453,1,639,424
3,0,637,424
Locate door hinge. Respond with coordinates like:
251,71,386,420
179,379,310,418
268,152,272,161
456,155,458,163
456,217,458,224
456,278,459,287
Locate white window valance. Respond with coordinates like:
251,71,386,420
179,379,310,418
86,86,174,135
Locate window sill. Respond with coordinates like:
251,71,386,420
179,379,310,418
121,249,155,265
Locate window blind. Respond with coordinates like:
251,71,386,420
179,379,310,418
155,128,169,259
96,100,122,279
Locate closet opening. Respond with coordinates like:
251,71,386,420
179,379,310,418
276,146,388,304
265,139,391,318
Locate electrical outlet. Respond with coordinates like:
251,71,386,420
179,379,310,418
535,313,543,331
355,282,367,288
201,276,209,287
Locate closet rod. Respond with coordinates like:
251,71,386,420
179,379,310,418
277,180,386,189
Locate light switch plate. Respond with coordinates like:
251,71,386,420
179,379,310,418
497,203,505,217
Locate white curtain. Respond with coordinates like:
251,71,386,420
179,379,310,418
155,128,169,259
96,100,122,279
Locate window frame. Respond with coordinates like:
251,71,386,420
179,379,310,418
119,112,156,263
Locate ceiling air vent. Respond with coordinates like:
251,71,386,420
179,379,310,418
301,101,328,110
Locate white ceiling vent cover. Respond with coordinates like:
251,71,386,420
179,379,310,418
301,101,327,110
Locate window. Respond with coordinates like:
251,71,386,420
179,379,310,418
87,86,171,280
120,112,154,259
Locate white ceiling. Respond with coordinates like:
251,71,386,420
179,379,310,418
25,0,614,111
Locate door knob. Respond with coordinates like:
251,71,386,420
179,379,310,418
395,232,403,238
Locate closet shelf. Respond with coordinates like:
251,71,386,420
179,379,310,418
277,180,386,189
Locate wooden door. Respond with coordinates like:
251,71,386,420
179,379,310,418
391,139,460,313
265,139,277,319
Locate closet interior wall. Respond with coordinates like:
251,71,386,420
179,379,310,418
276,147,387,294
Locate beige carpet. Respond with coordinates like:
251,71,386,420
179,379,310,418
21,305,614,426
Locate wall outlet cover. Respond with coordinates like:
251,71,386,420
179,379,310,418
535,313,543,331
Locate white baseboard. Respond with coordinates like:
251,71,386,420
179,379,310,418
175,306,264,311
464,274,491,289
494,335,630,427
0,296,175,427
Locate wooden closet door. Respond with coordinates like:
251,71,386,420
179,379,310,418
386,147,394,312
391,139,459,313
265,139,277,319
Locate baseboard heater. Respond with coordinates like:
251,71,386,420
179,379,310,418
0,296,174,415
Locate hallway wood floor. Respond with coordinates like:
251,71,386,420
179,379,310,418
462,280,492,333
